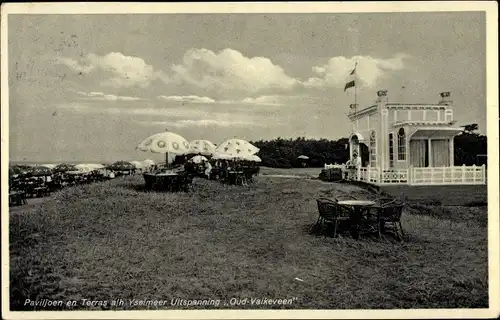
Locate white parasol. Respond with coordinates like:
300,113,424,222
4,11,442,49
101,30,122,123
244,154,262,162
41,164,57,169
137,130,191,165
143,159,155,167
74,164,93,173
189,140,217,156
215,139,259,158
188,155,208,164
130,160,146,169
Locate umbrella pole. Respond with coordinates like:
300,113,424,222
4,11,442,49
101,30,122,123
166,152,169,168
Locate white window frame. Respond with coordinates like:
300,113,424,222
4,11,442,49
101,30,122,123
369,130,377,167
397,128,406,161
388,132,395,167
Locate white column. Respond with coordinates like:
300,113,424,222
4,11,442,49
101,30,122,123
428,139,433,167
381,109,388,170
408,110,412,121
449,138,454,166
423,110,427,121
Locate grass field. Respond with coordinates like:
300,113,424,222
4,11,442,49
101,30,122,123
10,174,488,310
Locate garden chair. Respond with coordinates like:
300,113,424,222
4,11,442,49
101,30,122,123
311,198,334,233
181,174,194,192
375,201,406,241
374,196,396,207
313,198,351,238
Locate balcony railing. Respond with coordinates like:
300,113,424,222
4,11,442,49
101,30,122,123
352,165,486,185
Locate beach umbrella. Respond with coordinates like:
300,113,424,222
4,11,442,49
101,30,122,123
74,164,93,173
188,155,208,164
130,160,146,169
9,166,24,178
137,130,191,165
86,163,105,170
10,165,29,176
216,139,259,158
244,154,262,162
297,155,310,160
212,152,236,160
108,161,135,171
29,165,53,176
41,164,57,169
142,159,155,167
189,140,216,156
54,163,76,173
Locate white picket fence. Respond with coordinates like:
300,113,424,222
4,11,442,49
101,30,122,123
324,164,345,170
355,165,486,185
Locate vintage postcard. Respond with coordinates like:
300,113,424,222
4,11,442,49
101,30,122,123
1,2,498,319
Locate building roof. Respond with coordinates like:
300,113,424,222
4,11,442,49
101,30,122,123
392,120,457,127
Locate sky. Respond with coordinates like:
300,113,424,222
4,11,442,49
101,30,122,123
8,12,486,163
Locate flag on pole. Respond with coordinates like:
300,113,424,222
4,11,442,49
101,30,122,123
344,80,355,91
344,63,357,91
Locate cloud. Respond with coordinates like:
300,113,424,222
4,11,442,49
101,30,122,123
304,53,408,89
74,91,142,101
157,95,215,104
135,119,263,128
57,52,163,88
170,48,300,93
240,95,285,106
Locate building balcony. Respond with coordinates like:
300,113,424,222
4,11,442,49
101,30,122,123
344,165,487,185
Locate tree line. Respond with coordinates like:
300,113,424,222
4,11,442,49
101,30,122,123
250,126,487,168
250,137,350,168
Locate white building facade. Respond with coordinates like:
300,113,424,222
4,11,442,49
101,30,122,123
340,90,486,185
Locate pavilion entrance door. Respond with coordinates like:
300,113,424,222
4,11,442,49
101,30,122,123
410,140,429,167
360,144,370,167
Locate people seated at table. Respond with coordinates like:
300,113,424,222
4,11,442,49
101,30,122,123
204,161,212,179
184,160,195,175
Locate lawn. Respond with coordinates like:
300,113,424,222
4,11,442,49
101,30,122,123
9,174,488,310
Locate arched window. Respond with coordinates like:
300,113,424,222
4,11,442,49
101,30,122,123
397,128,406,161
369,131,377,167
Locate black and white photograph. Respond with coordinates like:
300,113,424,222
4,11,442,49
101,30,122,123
1,2,498,319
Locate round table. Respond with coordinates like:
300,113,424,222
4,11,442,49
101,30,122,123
144,172,180,191
337,200,376,239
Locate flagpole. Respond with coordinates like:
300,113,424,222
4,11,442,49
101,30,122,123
354,61,358,131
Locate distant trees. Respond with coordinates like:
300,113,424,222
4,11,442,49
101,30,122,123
454,125,487,166
250,137,349,168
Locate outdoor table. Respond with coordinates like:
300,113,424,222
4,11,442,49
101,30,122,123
144,172,180,191
227,171,245,185
337,200,376,239
9,190,27,206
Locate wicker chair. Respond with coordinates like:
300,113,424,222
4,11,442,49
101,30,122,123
314,198,351,238
311,198,334,234
376,201,405,240
374,196,396,206
182,174,194,192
